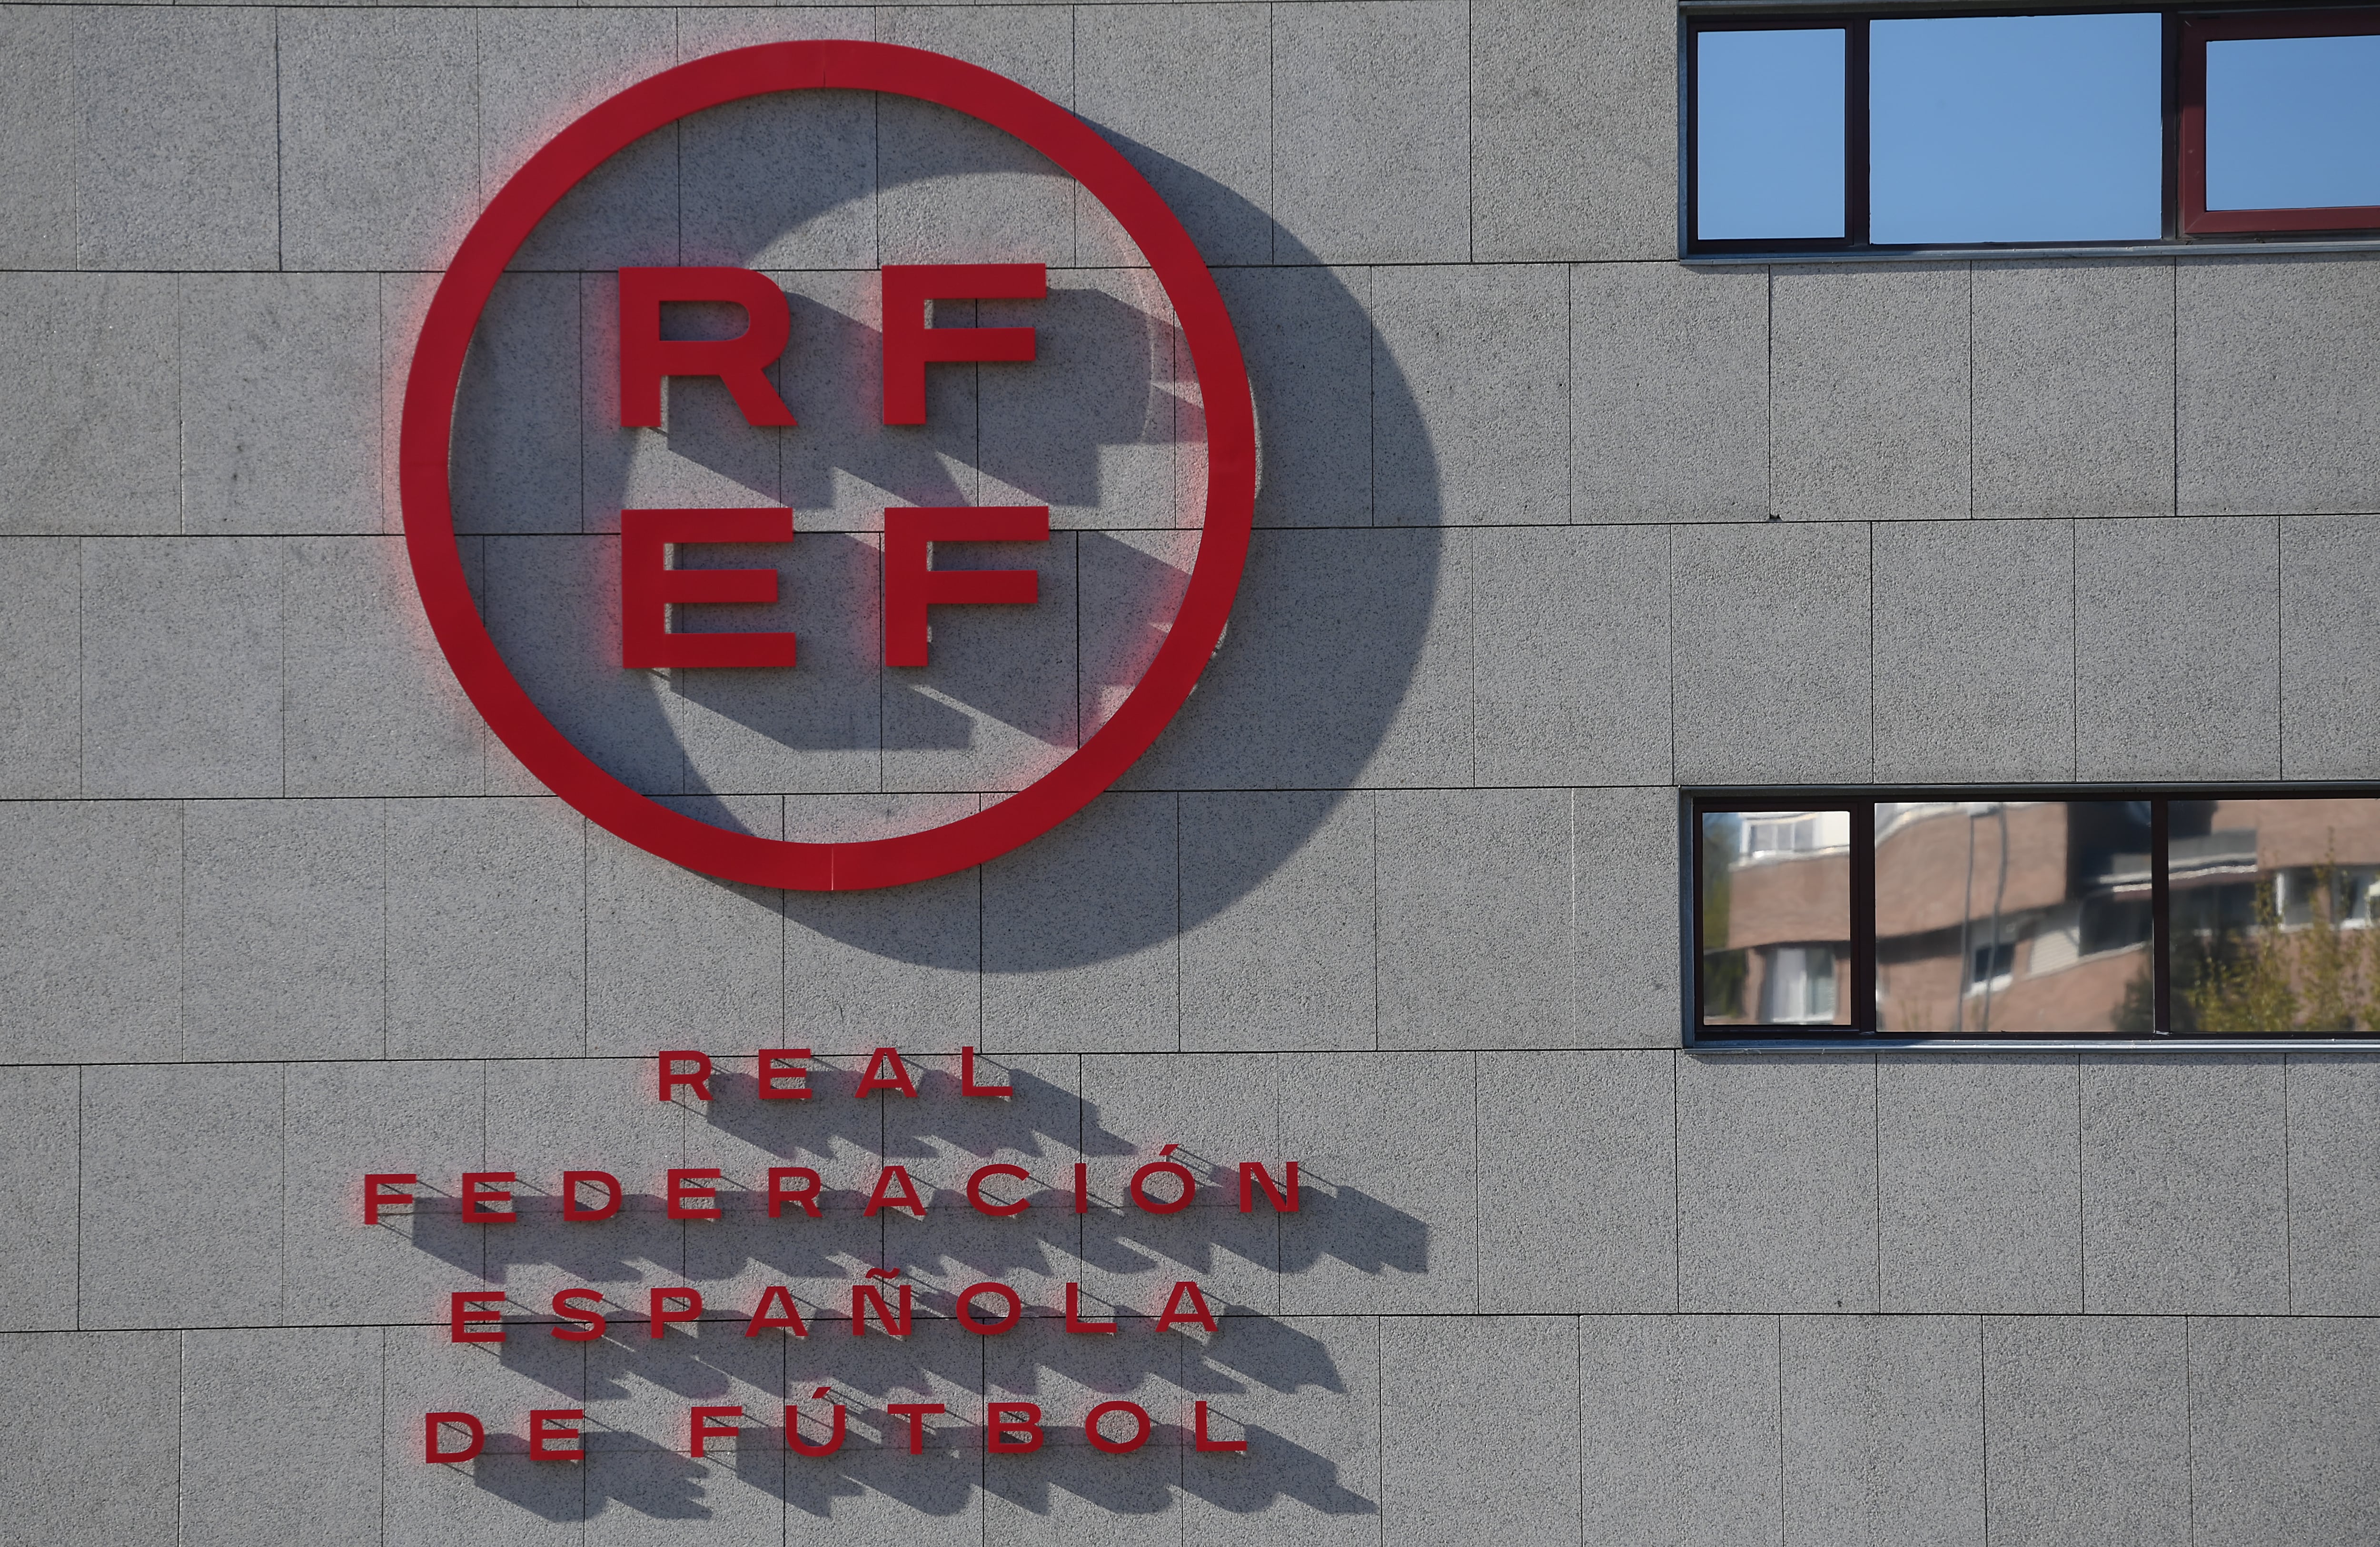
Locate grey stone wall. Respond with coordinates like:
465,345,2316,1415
3,0,2380,1542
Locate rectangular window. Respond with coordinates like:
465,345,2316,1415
1691,789,2380,1042
1685,6,2380,257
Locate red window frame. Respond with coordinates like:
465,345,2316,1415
2180,8,2380,235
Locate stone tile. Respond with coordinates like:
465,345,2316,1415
1873,519,2076,783
450,273,584,538
1671,522,1873,784
1379,1317,1578,1545
1571,262,1769,521
783,798,984,1055
1478,1051,1675,1313
881,530,1079,797
2076,516,2280,782
1075,3,1273,267
0,274,178,535
180,1327,384,1547
381,1324,589,1543
579,267,784,532
1270,2,1468,263
982,793,1178,1054
875,7,1076,268
81,537,282,798
386,797,587,1058
180,275,381,536
80,1062,284,1329
983,1316,1182,1545
1471,0,1674,261
2080,1054,2287,1315
0,1331,178,1547
1181,1313,1382,1547
478,11,680,272
284,1061,487,1326
1279,1052,1474,1314
1575,785,1685,1049
72,9,277,270
2180,256,2380,516
484,1056,688,1312
483,534,684,795
589,795,783,1056
1578,1315,1782,1546
979,268,1182,532
2281,516,2380,779
183,799,385,1061
1771,265,1970,522
0,1067,78,1332
279,10,479,271
1123,526,1470,790
1074,1053,1280,1315
1180,791,1376,1053
1374,265,1570,526
1215,266,1373,528
2188,1316,2380,1547
0,8,73,268
1981,1315,2188,1547
1879,1055,2082,1314
1077,526,1199,742
583,1323,785,1538
1473,525,1671,785
1780,1316,1983,1547
1973,261,2174,518
0,801,182,1063
284,536,487,797
1377,788,1573,1050
677,14,875,270
2288,1055,2380,1314
0,537,81,796
1677,1053,1878,1313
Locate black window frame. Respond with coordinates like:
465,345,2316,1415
1684,785,2380,1048
1680,1,2380,259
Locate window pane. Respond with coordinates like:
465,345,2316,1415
1874,801,2154,1035
1701,810,1852,1027
2171,798,2380,1034
2206,35,2380,210
1871,14,2162,244
1696,29,1846,240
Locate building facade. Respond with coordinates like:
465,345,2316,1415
2,0,2379,1542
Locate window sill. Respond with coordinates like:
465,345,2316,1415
1681,238,2380,264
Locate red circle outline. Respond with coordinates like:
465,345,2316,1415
400,41,1255,890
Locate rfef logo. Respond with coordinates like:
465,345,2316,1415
399,41,1255,891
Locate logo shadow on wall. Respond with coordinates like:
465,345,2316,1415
448,99,1443,964
404,1065,1415,1523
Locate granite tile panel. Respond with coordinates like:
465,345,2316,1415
80,1062,285,1329
180,1327,384,1547
1981,1315,2189,1547
982,792,1179,1054
2281,515,2380,779
1214,266,1373,528
2074,516,2281,782
1575,786,1686,1049
982,1317,1180,1545
1472,524,1671,786
1579,1315,1783,1546
0,801,182,1063
0,537,81,797
0,1331,179,1547
1571,261,1770,521
0,1067,78,1332
0,7,73,268
583,1323,786,1541
1379,1316,1579,1546
279,10,480,271
1780,1315,1983,1547
1771,265,1969,522
0,274,178,535
678,15,876,269
1181,1313,1382,1547
1478,1051,1675,1313
2284,1055,2380,1314
2080,1054,2287,1315
1376,788,1574,1050
783,797,984,1056
381,1324,590,1544
2188,1315,2380,1547
449,272,583,538
1973,260,2174,518
1180,791,1377,1053
1373,264,1570,526
1270,2,1469,263
1278,1051,1475,1314
183,799,385,1062
1678,1053,1878,1313
587,794,784,1057
1873,519,2075,783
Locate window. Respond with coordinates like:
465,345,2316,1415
1690,789,2380,1041
1685,5,2380,256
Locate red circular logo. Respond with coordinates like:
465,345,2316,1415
400,41,1255,890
